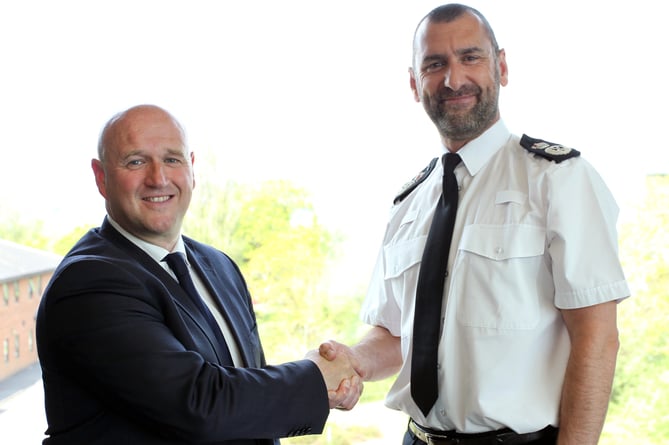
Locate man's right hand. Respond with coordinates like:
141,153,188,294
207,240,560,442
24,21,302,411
305,346,363,410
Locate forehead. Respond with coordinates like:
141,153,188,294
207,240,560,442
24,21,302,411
108,111,185,154
414,13,492,60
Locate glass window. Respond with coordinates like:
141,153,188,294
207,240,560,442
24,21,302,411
14,332,20,358
14,281,20,303
28,329,34,352
2,283,8,306
29,279,35,299
3,338,8,363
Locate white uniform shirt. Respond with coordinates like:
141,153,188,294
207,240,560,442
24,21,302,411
360,120,629,433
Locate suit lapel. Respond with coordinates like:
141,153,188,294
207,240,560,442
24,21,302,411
99,220,233,364
186,245,257,367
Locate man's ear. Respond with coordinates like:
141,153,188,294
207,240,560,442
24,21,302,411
409,67,421,103
498,48,509,87
190,151,196,189
91,159,107,199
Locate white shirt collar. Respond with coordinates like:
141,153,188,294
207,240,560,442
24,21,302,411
443,120,511,176
106,216,186,263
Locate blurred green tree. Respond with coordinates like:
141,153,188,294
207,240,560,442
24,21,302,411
602,174,669,444
0,210,51,250
185,179,361,364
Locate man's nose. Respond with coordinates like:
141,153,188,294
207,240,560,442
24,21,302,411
444,64,466,90
146,163,168,186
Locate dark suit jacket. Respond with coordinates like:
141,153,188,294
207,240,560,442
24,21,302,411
36,218,329,444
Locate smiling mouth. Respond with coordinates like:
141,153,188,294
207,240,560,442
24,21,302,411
439,95,476,112
144,195,171,203
444,95,475,103
440,86,481,103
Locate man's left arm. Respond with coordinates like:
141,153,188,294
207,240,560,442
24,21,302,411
558,301,620,445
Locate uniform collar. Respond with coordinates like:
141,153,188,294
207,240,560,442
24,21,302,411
442,120,511,176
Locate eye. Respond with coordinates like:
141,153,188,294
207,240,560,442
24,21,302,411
424,61,446,73
165,157,185,166
125,159,145,169
462,54,482,64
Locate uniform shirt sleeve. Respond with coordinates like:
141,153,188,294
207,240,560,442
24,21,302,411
360,246,404,336
546,157,630,308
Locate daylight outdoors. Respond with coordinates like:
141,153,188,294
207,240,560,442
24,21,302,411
1,1,667,444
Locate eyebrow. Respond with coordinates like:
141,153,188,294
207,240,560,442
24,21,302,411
420,46,488,66
456,46,486,55
119,147,186,160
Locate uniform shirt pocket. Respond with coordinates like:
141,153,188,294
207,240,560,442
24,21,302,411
454,224,547,330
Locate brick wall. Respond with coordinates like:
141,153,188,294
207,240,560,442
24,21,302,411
0,272,52,381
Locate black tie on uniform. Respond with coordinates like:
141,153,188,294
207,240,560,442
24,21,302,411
411,153,462,416
163,252,233,363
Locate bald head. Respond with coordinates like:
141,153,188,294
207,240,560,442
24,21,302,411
97,105,187,163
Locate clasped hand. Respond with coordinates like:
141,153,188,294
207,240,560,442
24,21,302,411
305,340,363,410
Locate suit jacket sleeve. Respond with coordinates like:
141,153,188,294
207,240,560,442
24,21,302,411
38,250,329,443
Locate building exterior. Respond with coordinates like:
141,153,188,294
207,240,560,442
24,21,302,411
0,240,61,381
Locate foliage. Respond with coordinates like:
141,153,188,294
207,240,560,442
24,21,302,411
183,177,245,259
51,225,97,255
0,210,51,250
0,207,95,256
186,179,359,363
601,174,669,444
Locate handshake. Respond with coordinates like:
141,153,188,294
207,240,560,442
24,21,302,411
306,340,364,410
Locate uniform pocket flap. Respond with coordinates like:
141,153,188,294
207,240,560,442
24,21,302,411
495,190,527,205
460,224,545,260
383,235,427,279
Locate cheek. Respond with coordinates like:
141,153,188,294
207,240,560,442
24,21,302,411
108,172,141,200
422,75,444,96
181,170,196,190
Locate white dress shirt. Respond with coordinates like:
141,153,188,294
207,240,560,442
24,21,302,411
360,120,629,433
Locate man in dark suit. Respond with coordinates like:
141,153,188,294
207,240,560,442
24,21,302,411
36,104,360,445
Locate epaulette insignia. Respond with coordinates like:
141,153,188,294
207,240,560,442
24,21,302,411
393,157,439,204
520,134,581,163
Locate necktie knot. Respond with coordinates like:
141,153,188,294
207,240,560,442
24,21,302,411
443,152,461,173
163,252,189,282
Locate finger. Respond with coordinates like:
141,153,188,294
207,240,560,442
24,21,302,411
332,376,364,411
341,376,364,410
319,341,336,360
328,378,352,409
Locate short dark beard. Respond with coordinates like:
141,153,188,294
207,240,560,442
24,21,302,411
423,69,501,142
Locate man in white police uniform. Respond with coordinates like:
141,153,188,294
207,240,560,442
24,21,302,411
319,3,629,445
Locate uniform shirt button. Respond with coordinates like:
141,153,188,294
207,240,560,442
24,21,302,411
440,409,447,417
495,247,503,255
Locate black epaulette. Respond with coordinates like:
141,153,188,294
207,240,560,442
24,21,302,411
520,134,581,163
393,157,439,204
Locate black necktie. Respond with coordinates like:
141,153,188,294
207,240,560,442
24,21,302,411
163,252,233,363
411,153,462,416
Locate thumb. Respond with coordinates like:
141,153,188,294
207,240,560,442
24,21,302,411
319,341,336,361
